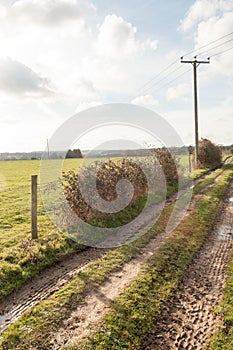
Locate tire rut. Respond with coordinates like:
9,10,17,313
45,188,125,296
0,248,108,333
50,228,175,349
144,182,233,350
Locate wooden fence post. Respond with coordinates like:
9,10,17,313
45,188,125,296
31,175,38,239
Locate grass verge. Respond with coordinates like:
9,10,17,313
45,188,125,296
193,168,223,195
209,251,233,350
0,235,83,301
193,167,211,179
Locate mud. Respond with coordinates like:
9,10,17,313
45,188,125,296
144,183,233,350
0,248,108,333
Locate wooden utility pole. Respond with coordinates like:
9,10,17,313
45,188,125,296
31,175,38,239
181,57,210,165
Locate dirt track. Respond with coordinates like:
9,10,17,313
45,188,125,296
144,183,233,350
50,228,176,348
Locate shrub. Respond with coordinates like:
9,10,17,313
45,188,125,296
193,138,222,170
152,148,178,186
62,152,178,225
62,159,149,224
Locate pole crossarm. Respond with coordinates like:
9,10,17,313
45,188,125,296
180,59,210,64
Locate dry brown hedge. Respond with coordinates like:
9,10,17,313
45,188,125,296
193,138,222,170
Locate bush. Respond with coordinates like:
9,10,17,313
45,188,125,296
62,152,178,225
152,148,178,186
62,159,150,223
193,138,222,170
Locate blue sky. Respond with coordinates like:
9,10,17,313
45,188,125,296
0,0,232,152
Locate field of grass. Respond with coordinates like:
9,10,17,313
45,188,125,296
0,159,84,298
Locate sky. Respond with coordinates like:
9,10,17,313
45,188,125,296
0,0,232,152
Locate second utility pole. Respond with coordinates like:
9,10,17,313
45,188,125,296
181,56,210,166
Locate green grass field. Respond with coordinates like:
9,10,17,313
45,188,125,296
0,155,191,246
0,159,83,242
0,159,85,298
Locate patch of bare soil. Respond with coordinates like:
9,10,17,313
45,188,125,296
144,183,233,350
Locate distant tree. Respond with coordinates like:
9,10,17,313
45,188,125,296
66,149,83,159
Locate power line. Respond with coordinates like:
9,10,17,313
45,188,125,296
182,30,233,58
137,59,178,92
133,30,233,99
133,66,191,99
196,37,233,57
208,45,233,58
140,64,183,95
156,68,191,91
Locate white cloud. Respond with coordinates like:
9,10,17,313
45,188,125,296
0,118,20,125
7,0,84,27
179,0,233,81
97,14,137,57
179,0,233,31
195,12,233,74
167,83,190,101
0,1,170,152
74,79,98,100
131,94,159,107
75,100,102,113
0,58,53,96
141,38,158,51
195,12,233,49
0,1,95,100
0,3,7,20
0,1,159,100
